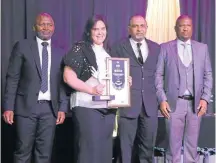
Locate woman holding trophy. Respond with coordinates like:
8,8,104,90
63,15,116,163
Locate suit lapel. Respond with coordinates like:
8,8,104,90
171,40,179,73
191,40,198,73
191,40,199,91
145,39,154,63
31,40,42,78
50,45,57,82
171,40,179,67
123,39,141,65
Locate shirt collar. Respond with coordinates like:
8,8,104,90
130,38,147,46
36,37,51,47
177,39,191,45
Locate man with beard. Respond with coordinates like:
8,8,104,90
155,15,213,162
3,13,68,163
111,15,160,163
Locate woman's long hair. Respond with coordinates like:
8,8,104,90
82,15,110,51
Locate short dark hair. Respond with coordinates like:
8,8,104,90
82,15,109,46
175,15,192,26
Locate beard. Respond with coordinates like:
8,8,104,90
132,34,145,42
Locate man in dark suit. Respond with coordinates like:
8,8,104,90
3,13,68,163
111,15,160,163
155,15,213,163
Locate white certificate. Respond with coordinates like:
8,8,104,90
106,58,131,107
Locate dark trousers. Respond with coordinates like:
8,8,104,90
72,107,116,163
119,109,158,163
14,101,56,163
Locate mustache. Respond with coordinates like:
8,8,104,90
40,31,52,33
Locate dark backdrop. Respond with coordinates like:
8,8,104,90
2,0,214,112
1,0,215,163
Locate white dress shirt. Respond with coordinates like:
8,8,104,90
36,37,51,101
130,38,149,63
70,44,110,109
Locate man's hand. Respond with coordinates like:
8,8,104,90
128,76,132,87
159,101,171,119
56,111,65,125
3,111,14,125
197,99,207,117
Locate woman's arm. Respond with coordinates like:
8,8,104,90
63,66,104,95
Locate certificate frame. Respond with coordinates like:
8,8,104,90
106,57,131,108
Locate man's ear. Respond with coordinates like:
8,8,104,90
174,26,177,32
127,26,130,34
33,25,36,31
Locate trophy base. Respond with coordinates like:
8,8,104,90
92,95,115,101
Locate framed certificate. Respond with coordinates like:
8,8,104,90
106,57,131,107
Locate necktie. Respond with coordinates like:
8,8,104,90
41,42,49,93
182,43,191,67
137,43,144,64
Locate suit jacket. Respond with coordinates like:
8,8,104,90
155,39,213,112
111,38,160,118
3,39,68,117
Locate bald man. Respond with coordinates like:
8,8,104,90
111,15,160,163
3,13,68,163
155,15,212,162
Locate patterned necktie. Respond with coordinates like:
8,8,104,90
137,43,144,64
182,43,191,67
40,42,49,93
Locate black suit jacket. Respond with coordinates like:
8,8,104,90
3,39,68,117
111,38,160,118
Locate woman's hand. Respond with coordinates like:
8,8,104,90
91,84,105,95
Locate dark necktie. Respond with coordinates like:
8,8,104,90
41,42,49,93
137,43,144,64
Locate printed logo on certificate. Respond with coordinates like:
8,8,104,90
106,58,131,107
